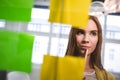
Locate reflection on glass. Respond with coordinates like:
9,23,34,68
32,36,48,64
0,21,5,28
27,23,50,32
106,30,120,40
40,24,50,32
31,8,49,20
52,23,71,34
50,38,68,57
106,15,120,40
104,43,120,73
28,8,50,33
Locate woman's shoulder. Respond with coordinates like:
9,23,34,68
94,66,115,80
103,70,115,80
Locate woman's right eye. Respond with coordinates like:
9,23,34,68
77,30,84,35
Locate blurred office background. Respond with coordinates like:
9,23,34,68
0,0,120,80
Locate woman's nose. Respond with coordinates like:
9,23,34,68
82,35,89,43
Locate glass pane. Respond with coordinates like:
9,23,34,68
31,8,49,20
27,23,50,32
106,15,120,40
98,15,105,29
106,29,120,40
50,37,68,57
52,23,71,35
0,20,5,28
27,8,50,33
104,43,120,73
32,36,49,64
40,24,50,32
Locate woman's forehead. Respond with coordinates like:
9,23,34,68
86,19,98,30
75,19,98,32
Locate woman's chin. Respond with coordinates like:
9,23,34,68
81,49,86,54
79,50,86,57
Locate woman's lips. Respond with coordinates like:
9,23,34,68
81,46,89,50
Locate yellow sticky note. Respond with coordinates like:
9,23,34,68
40,55,85,80
49,0,91,28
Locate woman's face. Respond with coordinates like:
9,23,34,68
76,19,98,56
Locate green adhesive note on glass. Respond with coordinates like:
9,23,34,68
0,30,34,73
0,0,33,21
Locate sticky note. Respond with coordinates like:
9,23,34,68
0,0,33,21
40,55,85,80
0,30,34,73
49,0,91,28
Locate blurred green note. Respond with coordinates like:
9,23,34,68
0,30,34,73
0,0,33,21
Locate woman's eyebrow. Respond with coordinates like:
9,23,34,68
90,30,98,32
79,29,98,32
78,29,84,31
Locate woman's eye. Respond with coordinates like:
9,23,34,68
77,30,84,35
91,31,97,36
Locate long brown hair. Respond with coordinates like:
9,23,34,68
65,15,103,70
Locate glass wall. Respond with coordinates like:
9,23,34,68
1,7,120,80
103,15,120,73
27,8,71,64
28,9,120,74
0,20,5,28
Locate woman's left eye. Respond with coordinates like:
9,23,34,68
91,31,97,36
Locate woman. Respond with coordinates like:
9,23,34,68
65,15,115,80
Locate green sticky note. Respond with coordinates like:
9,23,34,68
0,0,33,21
0,30,34,73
